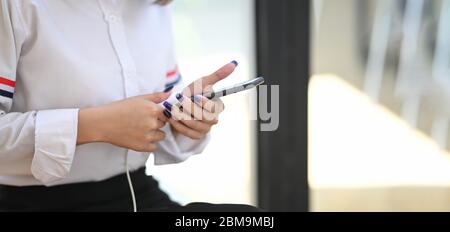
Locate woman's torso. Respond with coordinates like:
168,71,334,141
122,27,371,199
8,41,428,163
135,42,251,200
0,0,177,186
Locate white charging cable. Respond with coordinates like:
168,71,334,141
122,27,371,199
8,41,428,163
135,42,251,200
125,154,137,212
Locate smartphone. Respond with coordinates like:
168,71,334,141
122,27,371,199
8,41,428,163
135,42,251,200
202,77,265,99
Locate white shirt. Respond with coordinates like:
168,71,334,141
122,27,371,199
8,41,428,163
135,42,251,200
0,0,209,186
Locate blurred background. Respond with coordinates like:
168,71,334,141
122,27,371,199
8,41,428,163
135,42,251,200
310,0,450,211
150,0,450,212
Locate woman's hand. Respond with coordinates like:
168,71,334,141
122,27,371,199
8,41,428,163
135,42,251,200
77,92,170,152
162,61,237,139
163,94,224,139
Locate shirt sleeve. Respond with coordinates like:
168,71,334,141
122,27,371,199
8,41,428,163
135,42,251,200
153,6,210,164
0,0,79,185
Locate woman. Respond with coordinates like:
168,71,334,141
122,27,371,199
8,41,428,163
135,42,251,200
0,0,259,212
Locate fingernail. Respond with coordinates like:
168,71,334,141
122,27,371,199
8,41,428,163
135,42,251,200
163,109,172,119
176,93,184,101
231,60,238,67
163,101,172,111
191,95,202,104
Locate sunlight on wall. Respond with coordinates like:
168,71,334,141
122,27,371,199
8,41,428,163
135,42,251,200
309,74,450,188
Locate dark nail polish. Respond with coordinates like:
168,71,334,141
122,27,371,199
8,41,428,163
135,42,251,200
163,101,172,111
163,109,172,119
191,95,201,104
231,60,238,67
176,93,183,101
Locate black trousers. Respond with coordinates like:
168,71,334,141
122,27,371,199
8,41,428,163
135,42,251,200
0,167,261,212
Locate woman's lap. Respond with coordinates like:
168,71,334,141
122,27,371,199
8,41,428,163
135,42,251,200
0,168,262,212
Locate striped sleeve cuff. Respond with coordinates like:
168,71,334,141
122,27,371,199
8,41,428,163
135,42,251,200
0,76,15,99
163,65,181,92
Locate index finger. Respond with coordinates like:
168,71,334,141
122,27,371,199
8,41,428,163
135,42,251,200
183,61,238,96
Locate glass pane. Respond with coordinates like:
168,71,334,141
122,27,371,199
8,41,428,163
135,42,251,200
310,0,450,211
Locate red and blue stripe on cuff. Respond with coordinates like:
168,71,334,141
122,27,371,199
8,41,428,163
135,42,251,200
164,66,181,92
0,76,15,99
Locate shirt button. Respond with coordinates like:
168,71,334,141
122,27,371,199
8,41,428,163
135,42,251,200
107,14,118,23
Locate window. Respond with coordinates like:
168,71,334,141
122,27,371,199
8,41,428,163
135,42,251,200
310,0,450,211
